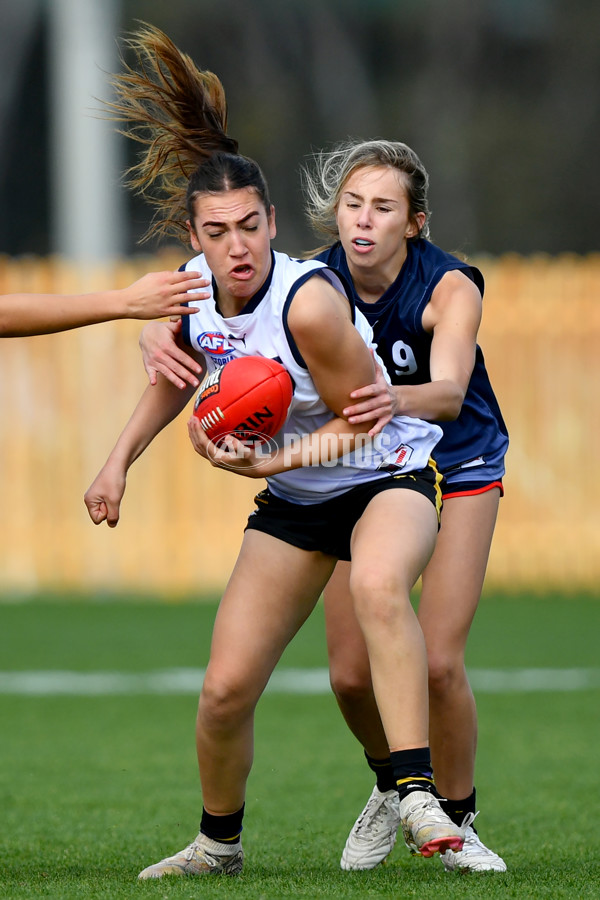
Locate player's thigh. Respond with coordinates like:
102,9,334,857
350,488,438,598
324,561,370,680
419,488,500,654
209,529,336,696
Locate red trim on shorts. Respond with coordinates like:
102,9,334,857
442,479,504,500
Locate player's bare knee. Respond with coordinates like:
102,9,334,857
427,653,463,698
350,568,404,628
329,666,373,707
198,672,256,730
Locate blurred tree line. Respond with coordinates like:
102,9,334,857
1,0,598,258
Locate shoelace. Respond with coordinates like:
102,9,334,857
355,794,395,834
184,840,238,864
184,842,202,861
458,811,479,835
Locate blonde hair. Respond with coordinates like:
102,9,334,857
301,139,431,243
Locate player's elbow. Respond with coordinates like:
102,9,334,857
437,398,463,421
433,383,466,421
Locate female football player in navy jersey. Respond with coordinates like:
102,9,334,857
301,141,509,874
84,25,464,881
141,140,509,874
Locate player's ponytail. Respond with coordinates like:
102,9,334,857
107,23,269,244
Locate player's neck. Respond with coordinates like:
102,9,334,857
347,263,401,304
218,296,246,317
346,245,408,305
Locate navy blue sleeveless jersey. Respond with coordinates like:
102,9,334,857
316,239,509,478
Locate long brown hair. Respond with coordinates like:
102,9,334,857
106,23,270,244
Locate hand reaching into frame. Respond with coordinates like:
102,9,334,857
123,270,210,320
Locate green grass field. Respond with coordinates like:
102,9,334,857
1,592,599,899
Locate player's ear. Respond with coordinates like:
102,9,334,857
405,212,426,239
187,220,202,252
267,205,276,240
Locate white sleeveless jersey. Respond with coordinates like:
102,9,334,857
181,250,442,504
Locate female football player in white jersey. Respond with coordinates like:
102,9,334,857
0,269,206,336
83,24,464,880
140,146,508,875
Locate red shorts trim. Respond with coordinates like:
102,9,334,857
442,479,504,500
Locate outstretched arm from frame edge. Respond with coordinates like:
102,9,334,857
0,270,209,337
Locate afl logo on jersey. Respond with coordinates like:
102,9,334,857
196,332,236,361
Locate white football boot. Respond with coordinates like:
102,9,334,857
441,813,507,872
138,831,243,879
399,790,465,857
340,786,401,870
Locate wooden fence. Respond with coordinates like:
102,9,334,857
0,252,599,595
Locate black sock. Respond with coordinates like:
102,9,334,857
200,804,245,843
390,747,436,800
364,750,396,793
439,788,476,829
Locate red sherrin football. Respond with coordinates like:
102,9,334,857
193,356,293,444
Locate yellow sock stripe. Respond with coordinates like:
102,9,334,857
395,776,435,787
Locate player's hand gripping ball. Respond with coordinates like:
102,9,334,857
193,356,293,445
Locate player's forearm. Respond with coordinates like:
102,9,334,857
0,291,126,337
261,417,374,476
107,380,195,472
395,380,465,422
